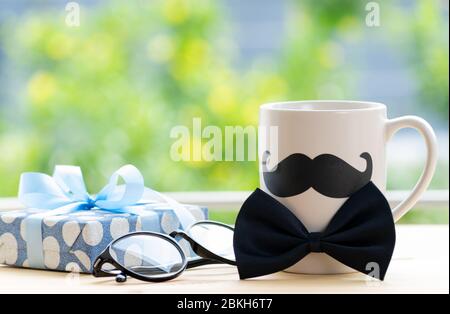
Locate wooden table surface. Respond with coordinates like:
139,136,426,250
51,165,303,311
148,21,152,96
0,225,448,294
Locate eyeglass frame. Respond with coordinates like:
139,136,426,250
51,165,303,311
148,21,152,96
92,220,236,283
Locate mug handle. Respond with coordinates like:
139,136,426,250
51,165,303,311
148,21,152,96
385,116,438,222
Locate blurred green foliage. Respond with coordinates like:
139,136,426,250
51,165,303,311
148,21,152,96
0,0,448,227
407,1,449,117
1,0,254,193
0,0,354,194
385,0,449,117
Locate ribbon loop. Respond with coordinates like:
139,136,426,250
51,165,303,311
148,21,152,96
53,165,89,202
95,165,145,209
19,172,72,209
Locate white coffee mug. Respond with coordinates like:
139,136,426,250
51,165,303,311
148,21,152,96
258,100,438,274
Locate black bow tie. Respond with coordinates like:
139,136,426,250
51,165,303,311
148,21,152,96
233,182,396,280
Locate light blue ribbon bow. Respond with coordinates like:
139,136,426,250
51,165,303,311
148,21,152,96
19,165,196,269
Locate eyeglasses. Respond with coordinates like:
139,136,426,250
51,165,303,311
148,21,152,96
92,221,236,283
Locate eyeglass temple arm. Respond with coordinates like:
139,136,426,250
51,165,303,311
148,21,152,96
170,230,236,266
170,230,211,258
186,257,223,269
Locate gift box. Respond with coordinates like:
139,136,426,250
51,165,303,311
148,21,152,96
0,165,208,273
0,205,207,273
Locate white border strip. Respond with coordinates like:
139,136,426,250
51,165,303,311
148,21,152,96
1,190,448,211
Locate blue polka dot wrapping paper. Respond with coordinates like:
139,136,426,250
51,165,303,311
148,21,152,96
0,205,208,273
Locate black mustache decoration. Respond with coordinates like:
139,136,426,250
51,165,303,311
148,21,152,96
233,182,396,280
262,151,373,198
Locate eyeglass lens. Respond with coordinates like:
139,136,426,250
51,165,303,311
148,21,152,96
109,234,185,278
188,223,235,262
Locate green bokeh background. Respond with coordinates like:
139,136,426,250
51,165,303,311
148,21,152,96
0,0,448,223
